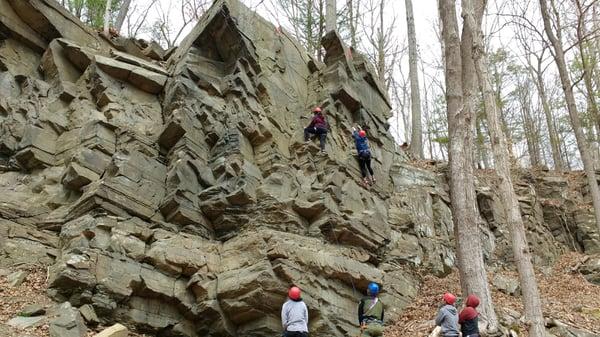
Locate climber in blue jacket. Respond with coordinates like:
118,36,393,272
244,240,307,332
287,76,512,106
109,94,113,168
352,125,375,185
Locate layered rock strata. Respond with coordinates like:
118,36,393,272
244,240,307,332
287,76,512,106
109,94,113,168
0,0,599,336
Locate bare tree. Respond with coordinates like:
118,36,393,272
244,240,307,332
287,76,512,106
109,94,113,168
438,0,499,332
540,0,600,234
124,0,159,38
151,0,211,48
405,0,423,158
115,0,132,34
575,0,600,141
465,1,546,335
103,0,113,37
326,0,336,32
345,0,360,47
359,0,397,84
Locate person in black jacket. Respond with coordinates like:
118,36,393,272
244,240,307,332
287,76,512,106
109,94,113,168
459,294,480,337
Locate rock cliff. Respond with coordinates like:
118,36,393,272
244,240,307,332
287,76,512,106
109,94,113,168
0,0,599,336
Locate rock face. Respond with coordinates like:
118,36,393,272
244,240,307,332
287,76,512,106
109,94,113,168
0,0,599,336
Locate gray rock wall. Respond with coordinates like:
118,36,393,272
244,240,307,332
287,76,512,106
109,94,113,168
0,0,598,336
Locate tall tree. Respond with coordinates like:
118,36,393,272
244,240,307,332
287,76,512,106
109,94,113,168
540,0,600,234
326,0,336,31
405,0,423,159
438,0,499,332
525,43,565,170
575,0,600,140
114,0,132,34
464,0,546,335
103,0,113,37
345,0,359,47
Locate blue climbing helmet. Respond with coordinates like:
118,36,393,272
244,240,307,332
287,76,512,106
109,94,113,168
367,282,379,296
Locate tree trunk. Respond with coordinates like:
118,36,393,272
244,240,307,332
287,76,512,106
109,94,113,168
576,0,600,143
377,0,385,83
318,0,324,61
103,0,113,37
533,65,564,170
115,0,131,34
519,83,542,167
465,1,546,335
540,0,600,234
326,0,336,32
347,0,357,47
307,0,315,55
438,0,499,332
406,0,423,159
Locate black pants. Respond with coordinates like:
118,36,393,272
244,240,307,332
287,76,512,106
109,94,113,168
284,331,308,337
304,127,327,151
358,152,374,178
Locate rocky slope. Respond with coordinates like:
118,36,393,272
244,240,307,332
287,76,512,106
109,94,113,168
0,0,599,336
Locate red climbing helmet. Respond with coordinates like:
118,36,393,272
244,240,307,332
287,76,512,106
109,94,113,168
443,292,456,305
313,107,322,113
358,130,367,138
288,286,301,300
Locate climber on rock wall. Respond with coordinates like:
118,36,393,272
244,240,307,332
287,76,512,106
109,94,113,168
281,286,309,337
435,293,460,337
351,125,375,186
459,294,480,337
358,282,385,336
304,107,328,153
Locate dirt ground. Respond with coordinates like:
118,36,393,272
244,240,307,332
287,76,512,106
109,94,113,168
385,252,600,337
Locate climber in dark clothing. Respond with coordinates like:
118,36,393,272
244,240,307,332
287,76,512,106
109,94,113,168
357,282,384,336
459,294,480,337
352,126,375,185
304,107,328,153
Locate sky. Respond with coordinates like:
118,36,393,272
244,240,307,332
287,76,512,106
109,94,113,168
141,0,442,61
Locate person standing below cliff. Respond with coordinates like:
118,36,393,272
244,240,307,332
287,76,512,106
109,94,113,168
358,282,385,336
435,293,459,337
459,294,480,337
281,286,309,337
351,125,375,185
304,107,328,153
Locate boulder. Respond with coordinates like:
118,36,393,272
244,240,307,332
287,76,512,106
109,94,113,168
548,325,599,337
19,304,46,316
79,304,99,325
492,274,521,295
48,302,87,337
7,316,45,329
579,255,600,285
7,270,27,287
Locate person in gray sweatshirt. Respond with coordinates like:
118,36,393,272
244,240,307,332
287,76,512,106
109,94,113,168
435,292,459,337
281,286,309,337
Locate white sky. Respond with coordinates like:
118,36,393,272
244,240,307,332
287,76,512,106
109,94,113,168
141,0,441,58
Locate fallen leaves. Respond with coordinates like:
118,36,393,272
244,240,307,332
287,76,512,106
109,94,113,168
385,252,600,337
0,266,51,336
